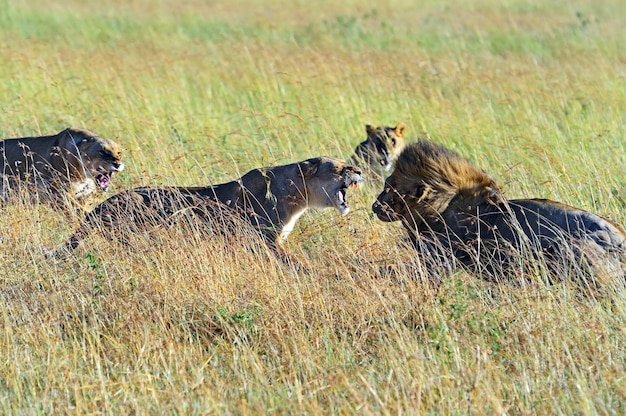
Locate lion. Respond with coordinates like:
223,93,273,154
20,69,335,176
1,127,124,210
351,124,405,172
372,141,626,289
54,157,362,264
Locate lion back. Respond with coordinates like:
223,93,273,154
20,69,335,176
510,198,626,250
0,135,60,179
506,198,626,281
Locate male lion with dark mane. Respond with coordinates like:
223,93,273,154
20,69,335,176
1,128,124,210
54,157,362,265
372,141,626,288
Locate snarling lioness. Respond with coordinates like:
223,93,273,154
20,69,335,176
372,141,626,288
57,157,362,263
352,124,405,172
1,128,124,209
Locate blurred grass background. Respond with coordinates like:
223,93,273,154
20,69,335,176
0,0,625,413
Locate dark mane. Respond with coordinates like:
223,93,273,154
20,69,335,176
393,141,499,199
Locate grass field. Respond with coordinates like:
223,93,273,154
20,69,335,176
1,0,625,413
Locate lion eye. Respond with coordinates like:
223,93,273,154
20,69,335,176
391,138,396,145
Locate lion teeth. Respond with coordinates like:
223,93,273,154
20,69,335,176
96,173,112,190
337,189,350,207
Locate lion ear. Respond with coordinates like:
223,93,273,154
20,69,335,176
56,129,78,151
300,159,320,178
365,124,376,136
395,123,405,137
64,129,94,146
75,135,94,144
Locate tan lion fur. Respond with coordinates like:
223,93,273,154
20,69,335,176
373,141,626,288
1,127,124,210
351,123,405,172
56,157,362,264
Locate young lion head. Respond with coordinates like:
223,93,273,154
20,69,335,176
353,124,405,171
372,141,500,230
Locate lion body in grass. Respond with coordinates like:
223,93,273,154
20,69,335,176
58,157,362,263
1,128,124,210
372,141,626,287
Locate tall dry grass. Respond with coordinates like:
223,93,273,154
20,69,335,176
1,0,625,413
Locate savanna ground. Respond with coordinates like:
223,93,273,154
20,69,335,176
1,0,625,413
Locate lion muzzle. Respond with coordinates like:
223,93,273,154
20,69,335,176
372,198,399,222
336,170,362,216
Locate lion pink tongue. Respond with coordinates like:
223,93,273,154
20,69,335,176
97,173,111,190
339,190,348,206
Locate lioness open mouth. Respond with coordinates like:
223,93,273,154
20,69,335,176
96,172,112,191
336,175,361,215
95,163,124,192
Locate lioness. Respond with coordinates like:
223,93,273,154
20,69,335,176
1,128,124,209
352,124,405,172
372,141,626,288
56,157,362,263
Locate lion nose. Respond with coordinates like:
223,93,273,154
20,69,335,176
372,199,385,214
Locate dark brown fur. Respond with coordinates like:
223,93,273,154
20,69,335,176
372,141,626,287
